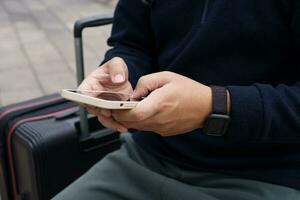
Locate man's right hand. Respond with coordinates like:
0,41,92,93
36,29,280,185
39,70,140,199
78,57,132,132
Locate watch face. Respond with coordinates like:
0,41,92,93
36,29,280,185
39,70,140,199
204,114,230,136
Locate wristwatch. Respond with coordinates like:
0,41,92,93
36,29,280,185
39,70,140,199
203,86,231,136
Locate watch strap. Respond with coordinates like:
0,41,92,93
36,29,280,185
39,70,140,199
211,86,228,115
203,86,230,136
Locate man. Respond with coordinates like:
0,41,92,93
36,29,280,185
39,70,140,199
54,0,300,199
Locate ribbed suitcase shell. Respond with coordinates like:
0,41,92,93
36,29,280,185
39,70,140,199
0,94,121,200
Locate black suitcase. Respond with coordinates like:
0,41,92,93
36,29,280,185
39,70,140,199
0,15,116,200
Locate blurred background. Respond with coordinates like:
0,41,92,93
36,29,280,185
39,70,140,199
0,0,117,106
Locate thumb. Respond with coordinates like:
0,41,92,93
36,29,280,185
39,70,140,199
105,57,128,84
131,72,170,100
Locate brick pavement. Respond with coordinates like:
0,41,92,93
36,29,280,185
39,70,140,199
0,0,117,106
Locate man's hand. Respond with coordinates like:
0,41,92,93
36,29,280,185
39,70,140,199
78,57,132,132
112,71,213,136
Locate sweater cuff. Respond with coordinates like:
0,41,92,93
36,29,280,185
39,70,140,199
226,85,264,141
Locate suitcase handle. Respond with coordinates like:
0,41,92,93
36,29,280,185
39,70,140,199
74,15,113,38
74,15,113,138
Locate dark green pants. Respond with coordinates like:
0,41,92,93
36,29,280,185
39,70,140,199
53,133,300,200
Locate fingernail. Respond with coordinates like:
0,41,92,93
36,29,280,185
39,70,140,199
113,74,125,83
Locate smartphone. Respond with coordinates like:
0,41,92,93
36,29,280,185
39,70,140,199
61,89,138,109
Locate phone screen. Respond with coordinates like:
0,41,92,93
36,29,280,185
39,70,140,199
67,89,130,101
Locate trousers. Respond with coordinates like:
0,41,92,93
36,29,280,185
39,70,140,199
53,133,300,200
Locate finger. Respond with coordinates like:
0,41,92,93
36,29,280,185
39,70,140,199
78,74,106,92
97,115,128,132
131,72,170,100
79,103,95,113
90,69,110,80
86,106,111,118
119,119,156,131
100,109,112,117
86,106,101,116
105,57,128,84
78,79,94,91
78,66,111,92
112,89,162,122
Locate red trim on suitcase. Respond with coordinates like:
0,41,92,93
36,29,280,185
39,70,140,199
6,107,77,200
0,96,63,120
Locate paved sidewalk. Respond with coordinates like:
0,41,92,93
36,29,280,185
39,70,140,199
0,0,117,106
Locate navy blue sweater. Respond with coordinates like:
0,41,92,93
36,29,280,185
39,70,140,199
103,0,300,189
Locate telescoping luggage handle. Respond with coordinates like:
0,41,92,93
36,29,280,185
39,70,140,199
74,15,113,138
